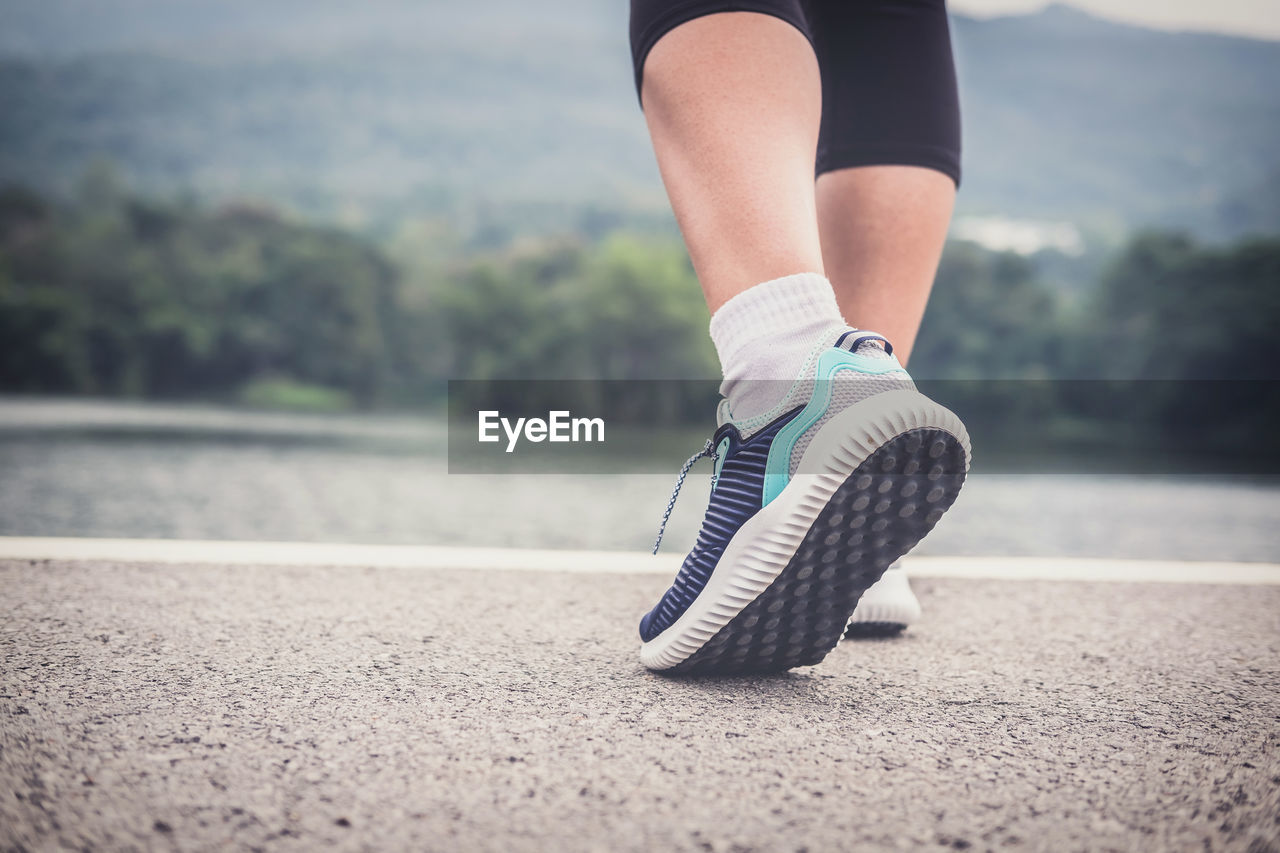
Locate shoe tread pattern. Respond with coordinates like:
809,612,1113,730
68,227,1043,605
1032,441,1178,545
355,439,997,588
666,427,965,675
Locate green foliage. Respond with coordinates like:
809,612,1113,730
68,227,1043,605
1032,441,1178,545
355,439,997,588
2,179,1277,464
0,182,718,408
1079,231,1280,450
1096,231,1280,380
430,235,714,381
913,243,1062,380
914,231,1280,461
428,234,720,423
0,179,398,403
239,377,353,412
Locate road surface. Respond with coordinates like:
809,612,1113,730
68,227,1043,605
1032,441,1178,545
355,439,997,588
3,555,1278,851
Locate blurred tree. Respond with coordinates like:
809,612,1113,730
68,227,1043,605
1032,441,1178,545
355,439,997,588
2,177,1276,452
431,235,715,382
0,182,400,405
1088,231,1280,450
912,241,1060,380
1097,231,1280,380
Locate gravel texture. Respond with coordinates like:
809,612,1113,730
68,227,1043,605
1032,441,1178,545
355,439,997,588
3,559,1279,851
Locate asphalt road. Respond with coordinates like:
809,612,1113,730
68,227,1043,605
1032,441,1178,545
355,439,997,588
3,559,1279,852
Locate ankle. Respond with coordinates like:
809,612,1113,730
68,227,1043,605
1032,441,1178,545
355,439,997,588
709,273,847,421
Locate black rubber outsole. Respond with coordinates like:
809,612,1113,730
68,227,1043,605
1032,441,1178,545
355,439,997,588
844,621,908,638
666,427,966,676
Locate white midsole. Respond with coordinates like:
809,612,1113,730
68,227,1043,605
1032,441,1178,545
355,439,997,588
849,565,921,627
639,389,971,671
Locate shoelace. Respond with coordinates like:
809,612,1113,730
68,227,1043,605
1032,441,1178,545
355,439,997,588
652,437,717,555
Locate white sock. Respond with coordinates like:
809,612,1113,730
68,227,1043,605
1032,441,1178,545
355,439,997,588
709,272,848,422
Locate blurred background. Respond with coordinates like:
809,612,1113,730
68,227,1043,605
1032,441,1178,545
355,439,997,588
0,0,1277,560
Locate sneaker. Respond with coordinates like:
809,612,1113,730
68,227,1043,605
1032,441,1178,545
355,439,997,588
640,329,970,674
844,561,920,637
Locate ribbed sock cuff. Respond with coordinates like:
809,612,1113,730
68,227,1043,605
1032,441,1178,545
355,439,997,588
708,272,844,378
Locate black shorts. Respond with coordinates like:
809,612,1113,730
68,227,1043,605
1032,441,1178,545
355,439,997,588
630,0,962,186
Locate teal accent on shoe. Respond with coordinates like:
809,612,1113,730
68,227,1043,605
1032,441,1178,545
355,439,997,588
760,348,908,508
710,436,730,494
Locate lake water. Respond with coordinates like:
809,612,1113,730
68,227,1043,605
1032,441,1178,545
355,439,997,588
1,398,1277,562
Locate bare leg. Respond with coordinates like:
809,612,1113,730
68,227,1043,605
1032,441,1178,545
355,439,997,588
816,166,955,365
641,13,824,313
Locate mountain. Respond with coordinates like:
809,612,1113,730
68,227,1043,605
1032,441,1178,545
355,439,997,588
1,1,1277,239
951,4,1280,238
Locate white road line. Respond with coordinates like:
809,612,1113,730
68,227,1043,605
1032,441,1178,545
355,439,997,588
1,537,1278,584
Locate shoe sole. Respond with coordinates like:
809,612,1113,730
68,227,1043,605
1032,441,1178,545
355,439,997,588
844,621,908,638
640,390,969,675
845,566,921,639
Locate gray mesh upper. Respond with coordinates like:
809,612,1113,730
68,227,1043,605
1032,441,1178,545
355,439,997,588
788,370,914,475
720,329,914,473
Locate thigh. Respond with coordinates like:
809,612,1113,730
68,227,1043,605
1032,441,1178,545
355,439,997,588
805,0,962,185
